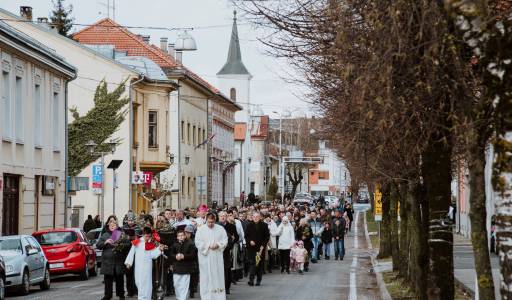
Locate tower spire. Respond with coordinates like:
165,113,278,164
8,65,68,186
217,10,250,76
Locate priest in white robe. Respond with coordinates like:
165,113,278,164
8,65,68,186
195,213,228,300
125,227,164,300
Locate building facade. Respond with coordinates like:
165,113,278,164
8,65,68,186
0,18,76,235
308,140,349,197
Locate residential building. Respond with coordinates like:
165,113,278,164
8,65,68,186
218,12,253,204
308,140,349,197
0,7,176,226
248,113,269,198
73,18,238,209
452,146,496,247
0,18,76,235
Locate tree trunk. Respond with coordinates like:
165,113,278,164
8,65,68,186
468,136,495,300
398,181,409,278
378,182,392,258
390,181,400,271
422,137,454,300
408,181,428,300
493,131,512,299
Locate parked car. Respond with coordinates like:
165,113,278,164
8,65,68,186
293,192,315,206
324,196,340,207
33,228,97,280
86,228,103,266
0,235,50,295
0,250,5,300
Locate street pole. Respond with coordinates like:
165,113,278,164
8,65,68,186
100,153,105,223
278,114,283,203
112,170,116,216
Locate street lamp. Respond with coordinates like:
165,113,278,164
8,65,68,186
174,30,197,63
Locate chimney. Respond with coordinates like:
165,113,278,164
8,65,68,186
20,6,33,21
37,17,48,23
168,43,175,58
160,37,168,53
141,35,150,43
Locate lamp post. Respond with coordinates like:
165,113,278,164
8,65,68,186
172,30,197,210
85,139,117,223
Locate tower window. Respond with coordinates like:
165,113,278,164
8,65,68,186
230,88,236,101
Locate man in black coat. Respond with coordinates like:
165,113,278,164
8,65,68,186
170,230,196,300
244,212,270,286
217,211,239,294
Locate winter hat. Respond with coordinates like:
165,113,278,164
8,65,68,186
282,216,289,223
198,204,208,213
184,225,195,233
126,212,136,222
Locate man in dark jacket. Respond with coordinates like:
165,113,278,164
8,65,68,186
83,215,96,233
244,212,270,286
170,230,196,300
332,217,346,260
217,211,239,294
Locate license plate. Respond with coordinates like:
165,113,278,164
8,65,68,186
50,263,64,269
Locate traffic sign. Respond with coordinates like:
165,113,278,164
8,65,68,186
374,187,382,221
91,164,103,195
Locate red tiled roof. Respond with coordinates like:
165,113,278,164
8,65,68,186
72,18,177,68
72,18,236,105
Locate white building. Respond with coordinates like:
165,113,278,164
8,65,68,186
309,140,350,197
0,17,76,235
217,11,253,204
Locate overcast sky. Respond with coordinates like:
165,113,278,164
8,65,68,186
2,0,311,117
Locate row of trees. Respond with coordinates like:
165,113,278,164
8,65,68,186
236,0,511,299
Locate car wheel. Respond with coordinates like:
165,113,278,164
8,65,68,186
79,260,89,281
19,270,30,295
40,266,50,290
0,276,5,300
89,260,98,277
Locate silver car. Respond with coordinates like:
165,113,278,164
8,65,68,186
0,235,50,295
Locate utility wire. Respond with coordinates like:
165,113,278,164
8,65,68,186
0,18,248,31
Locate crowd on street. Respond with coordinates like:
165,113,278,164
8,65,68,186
86,198,355,300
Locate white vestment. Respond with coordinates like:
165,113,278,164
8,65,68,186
173,274,190,300
125,237,162,300
194,224,228,300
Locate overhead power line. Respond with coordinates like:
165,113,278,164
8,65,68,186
0,18,248,31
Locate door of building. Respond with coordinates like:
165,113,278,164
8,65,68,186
2,174,20,236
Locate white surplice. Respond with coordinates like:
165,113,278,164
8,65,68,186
124,237,162,300
194,224,228,300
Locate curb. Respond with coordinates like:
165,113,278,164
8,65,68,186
454,277,475,300
364,210,392,300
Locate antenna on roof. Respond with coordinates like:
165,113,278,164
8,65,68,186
97,0,115,20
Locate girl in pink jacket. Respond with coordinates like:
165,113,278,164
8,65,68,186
290,240,308,274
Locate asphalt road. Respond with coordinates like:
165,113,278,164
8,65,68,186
8,205,378,300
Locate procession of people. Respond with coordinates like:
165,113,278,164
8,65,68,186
88,197,354,300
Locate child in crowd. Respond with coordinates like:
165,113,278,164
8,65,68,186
290,241,308,274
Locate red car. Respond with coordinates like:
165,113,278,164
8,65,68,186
32,228,97,280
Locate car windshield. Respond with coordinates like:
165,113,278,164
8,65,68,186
0,239,22,252
34,231,77,246
86,230,100,241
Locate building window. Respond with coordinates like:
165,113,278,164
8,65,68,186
15,76,23,142
181,176,185,198
187,123,191,145
181,120,185,142
198,127,202,145
52,92,59,150
148,110,158,148
34,84,42,147
192,125,196,146
202,129,206,148
319,171,329,180
2,71,11,140
188,177,191,198
230,88,236,101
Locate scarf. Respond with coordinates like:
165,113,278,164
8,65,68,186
131,231,160,251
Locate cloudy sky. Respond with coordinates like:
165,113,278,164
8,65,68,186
2,0,311,117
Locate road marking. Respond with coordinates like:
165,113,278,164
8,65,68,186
349,211,359,300
349,268,357,300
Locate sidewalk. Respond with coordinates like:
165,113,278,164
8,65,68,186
453,233,500,299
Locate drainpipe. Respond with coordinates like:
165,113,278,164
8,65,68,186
129,75,145,211
64,70,77,228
